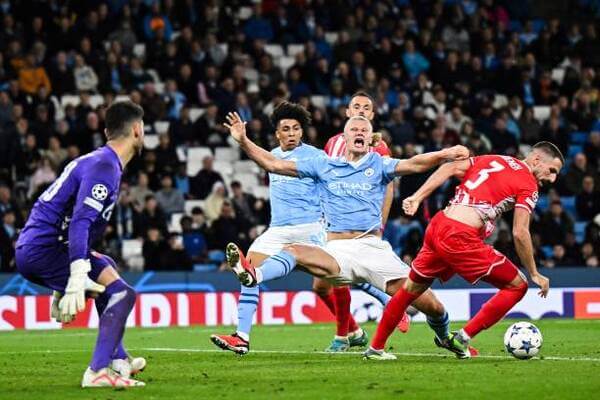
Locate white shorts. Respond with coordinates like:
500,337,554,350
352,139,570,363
323,235,410,291
248,221,326,256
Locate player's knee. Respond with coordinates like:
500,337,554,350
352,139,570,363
428,300,446,318
312,280,331,297
510,277,528,298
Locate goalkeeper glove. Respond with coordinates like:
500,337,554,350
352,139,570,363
58,259,106,321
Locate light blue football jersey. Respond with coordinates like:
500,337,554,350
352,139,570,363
296,152,399,232
269,143,325,227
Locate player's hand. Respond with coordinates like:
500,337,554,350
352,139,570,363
51,291,74,323
223,112,247,143
531,273,549,298
59,259,99,320
402,195,421,216
443,145,470,161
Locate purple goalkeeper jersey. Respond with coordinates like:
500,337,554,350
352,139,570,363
17,146,122,262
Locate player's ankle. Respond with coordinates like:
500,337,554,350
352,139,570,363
236,331,250,342
455,329,471,345
334,335,349,342
349,328,363,338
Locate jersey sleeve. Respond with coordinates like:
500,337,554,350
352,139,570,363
296,155,328,180
68,162,117,262
515,178,539,213
382,156,401,184
324,136,336,156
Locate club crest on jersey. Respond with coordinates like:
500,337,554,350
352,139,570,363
364,168,375,177
92,184,108,201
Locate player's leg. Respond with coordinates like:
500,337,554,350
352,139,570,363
83,254,144,387
454,257,528,346
88,252,146,377
211,250,269,355
354,282,412,333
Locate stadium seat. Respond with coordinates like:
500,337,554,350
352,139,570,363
493,94,508,109
541,245,553,259
133,43,146,59
218,43,228,55
570,132,589,145
325,32,339,44
154,82,165,94
184,200,205,215
89,94,105,108
234,160,260,174
121,239,144,271
115,94,130,103
208,250,226,264
213,161,234,176
287,44,305,57
189,107,205,122
509,20,523,32
551,68,566,84
187,147,213,175
194,263,218,272
50,95,64,121
235,173,259,189
265,44,284,58
276,56,295,74
567,145,583,159
144,134,159,149
252,185,270,200
169,212,184,233
61,94,80,108
237,6,252,20
533,106,551,122
310,95,328,109
215,147,240,162
536,194,549,212
561,196,577,217
519,144,532,156
146,69,161,84
154,121,170,134
574,222,587,243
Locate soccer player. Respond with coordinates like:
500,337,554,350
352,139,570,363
223,111,472,359
210,102,329,355
319,91,410,352
367,142,563,359
15,101,147,387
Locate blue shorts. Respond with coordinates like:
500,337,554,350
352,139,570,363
15,244,116,292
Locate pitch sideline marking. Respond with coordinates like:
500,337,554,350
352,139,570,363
1,347,599,362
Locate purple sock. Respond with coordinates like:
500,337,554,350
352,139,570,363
90,280,136,371
95,293,129,360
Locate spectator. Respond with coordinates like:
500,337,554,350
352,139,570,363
180,215,207,264
204,181,227,223
539,200,574,246
402,39,430,80
134,194,168,238
111,185,137,240
18,53,51,95
173,162,191,199
161,233,193,270
142,227,168,270
386,108,415,146
130,171,154,211
564,153,597,196
209,200,246,251
190,156,224,200
28,156,56,198
0,210,17,271
155,174,185,216
230,181,257,225
43,136,67,171
73,54,99,92
576,176,600,220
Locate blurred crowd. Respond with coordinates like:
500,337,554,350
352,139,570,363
0,0,598,273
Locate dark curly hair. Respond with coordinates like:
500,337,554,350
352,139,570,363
270,101,312,133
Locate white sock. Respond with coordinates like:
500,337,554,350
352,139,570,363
236,331,250,342
457,329,471,344
334,335,349,342
349,328,363,338
255,268,263,284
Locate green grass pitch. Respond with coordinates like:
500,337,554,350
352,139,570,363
1,320,599,399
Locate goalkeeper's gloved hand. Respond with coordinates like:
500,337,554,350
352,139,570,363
58,259,105,321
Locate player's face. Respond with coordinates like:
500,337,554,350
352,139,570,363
346,96,374,120
533,156,563,187
275,119,303,151
344,119,373,155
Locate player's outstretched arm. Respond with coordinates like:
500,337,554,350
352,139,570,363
394,145,469,176
402,159,471,216
513,208,549,298
224,112,298,177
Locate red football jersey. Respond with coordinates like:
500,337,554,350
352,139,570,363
449,155,539,236
324,132,391,157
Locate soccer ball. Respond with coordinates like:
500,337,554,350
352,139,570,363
503,322,543,359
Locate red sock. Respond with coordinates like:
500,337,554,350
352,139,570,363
333,286,352,337
464,282,528,338
371,287,421,350
348,315,359,333
317,290,336,315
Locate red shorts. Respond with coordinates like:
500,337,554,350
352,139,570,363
412,212,521,285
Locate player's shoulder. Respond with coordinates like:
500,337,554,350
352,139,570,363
76,147,121,175
299,143,327,157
